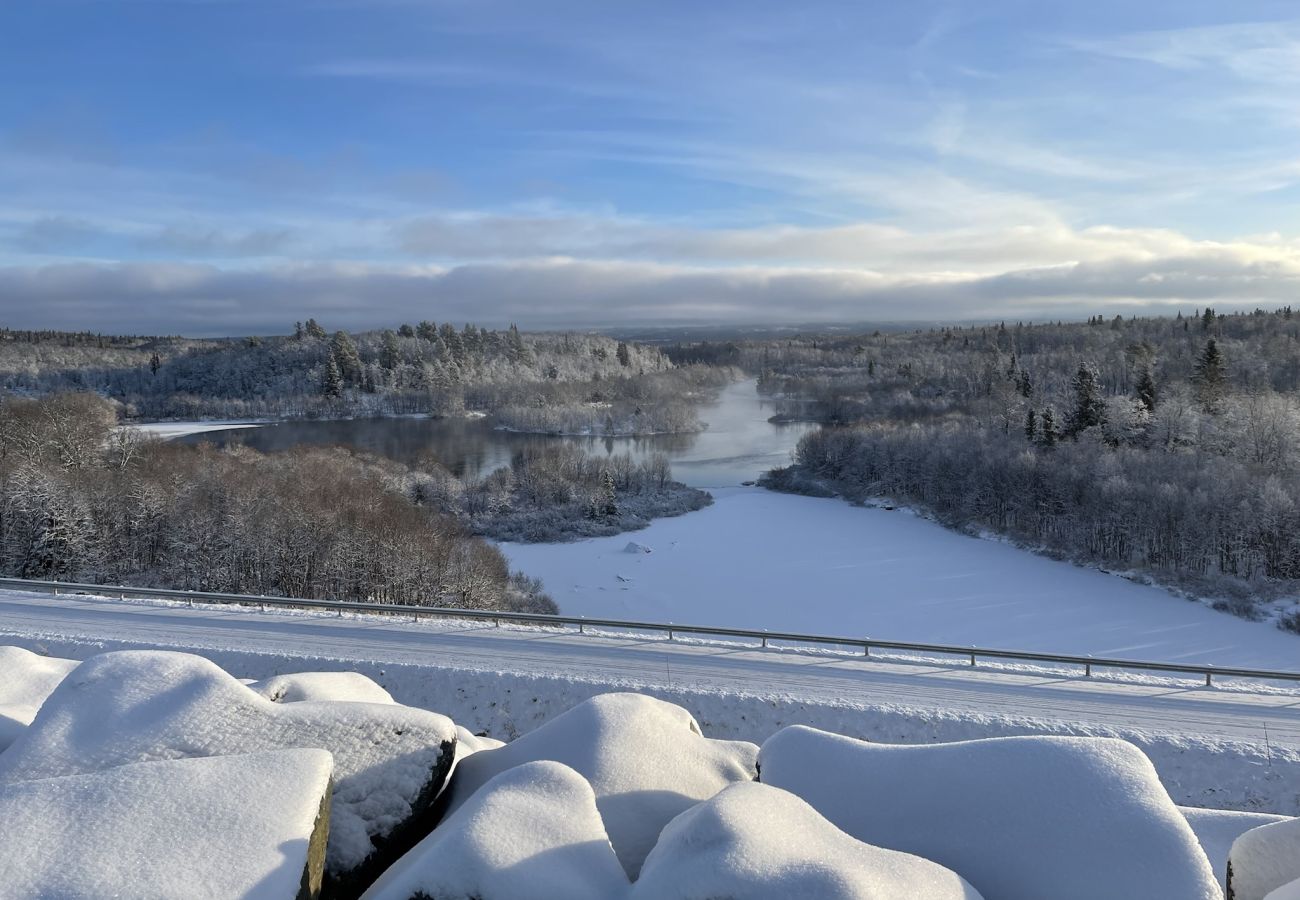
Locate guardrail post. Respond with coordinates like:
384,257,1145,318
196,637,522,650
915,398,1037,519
1205,667,1213,687
761,630,767,648
493,617,499,627
969,649,976,667
579,617,585,634
667,623,674,641
1085,660,1092,677
864,641,870,657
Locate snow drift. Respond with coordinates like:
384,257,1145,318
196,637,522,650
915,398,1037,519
362,761,630,900
759,726,1220,900
632,780,983,899
1229,816,1300,900
0,650,457,895
0,749,332,899
443,692,758,877
0,645,77,751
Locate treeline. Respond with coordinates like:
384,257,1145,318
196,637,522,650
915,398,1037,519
751,307,1300,625
0,393,554,613
402,444,712,543
0,321,732,435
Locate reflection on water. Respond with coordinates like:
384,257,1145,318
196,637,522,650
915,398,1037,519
181,379,817,488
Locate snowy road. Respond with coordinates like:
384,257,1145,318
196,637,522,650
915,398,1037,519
2,590,1298,750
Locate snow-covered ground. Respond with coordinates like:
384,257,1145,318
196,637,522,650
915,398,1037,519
502,487,1300,670
1,588,1297,814
126,420,267,440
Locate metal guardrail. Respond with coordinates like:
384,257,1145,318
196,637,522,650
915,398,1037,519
2,576,1298,687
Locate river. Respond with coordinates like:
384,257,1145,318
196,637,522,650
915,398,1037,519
181,379,815,488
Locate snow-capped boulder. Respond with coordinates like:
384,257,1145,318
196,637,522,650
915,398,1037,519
0,646,78,751
1265,878,1300,900
1180,806,1289,892
623,541,652,554
362,761,630,900
0,748,333,900
250,670,396,704
631,781,983,899
444,692,758,878
1229,816,1300,900
452,725,506,768
759,726,1219,900
0,650,457,898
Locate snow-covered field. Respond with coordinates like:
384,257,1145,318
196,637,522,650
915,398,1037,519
503,487,1300,670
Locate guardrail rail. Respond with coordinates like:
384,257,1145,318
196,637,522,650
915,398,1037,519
1,576,1298,687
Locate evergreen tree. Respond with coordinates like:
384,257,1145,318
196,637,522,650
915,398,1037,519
1201,307,1216,332
304,318,327,341
398,323,416,338
1135,365,1158,412
1024,408,1037,442
321,355,342,398
616,341,631,367
1192,339,1226,410
330,331,363,386
379,329,400,371
416,320,438,342
149,352,161,377
1065,365,1106,436
1039,408,1058,448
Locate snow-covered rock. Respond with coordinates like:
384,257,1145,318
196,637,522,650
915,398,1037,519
250,670,396,704
1180,806,1289,891
1265,879,1300,900
444,692,758,878
452,725,506,768
0,650,457,896
0,748,332,899
362,761,630,900
759,726,1219,900
1229,816,1300,900
0,646,77,751
631,781,983,899
623,541,652,553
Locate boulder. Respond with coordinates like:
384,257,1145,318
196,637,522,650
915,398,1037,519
0,748,333,899
250,671,396,704
1229,816,1300,900
361,761,630,900
759,726,1219,900
443,692,757,878
0,646,78,751
632,781,982,899
0,650,457,898
1180,806,1289,892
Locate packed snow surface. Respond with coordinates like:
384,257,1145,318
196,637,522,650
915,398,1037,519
1181,806,1290,891
759,726,1220,900
1267,880,1300,900
1230,816,1300,900
0,645,76,750
362,761,630,900
503,487,1300,668
249,670,395,704
632,781,982,899
0,748,331,900
0,650,456,878
445,692,759,877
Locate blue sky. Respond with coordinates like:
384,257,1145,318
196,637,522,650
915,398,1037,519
4,0,1300,334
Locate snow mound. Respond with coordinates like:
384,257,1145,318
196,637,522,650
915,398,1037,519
445,692,758,878
1180,806,1289,891
362,760,629,900
0,650,457,894
1266,880,1300,900
1230,816,1300,900
249,670,396,704
759,726,1218,900
623,541,652,553
453,725,506,769
632,781,983,899
0,748,332,899
0,646,77,751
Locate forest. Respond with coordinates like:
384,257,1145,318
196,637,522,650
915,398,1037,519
0,392,555,613
0,322,733,435
740,307,1300,628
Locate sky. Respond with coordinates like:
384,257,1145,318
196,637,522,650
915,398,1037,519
5,1,1300,335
